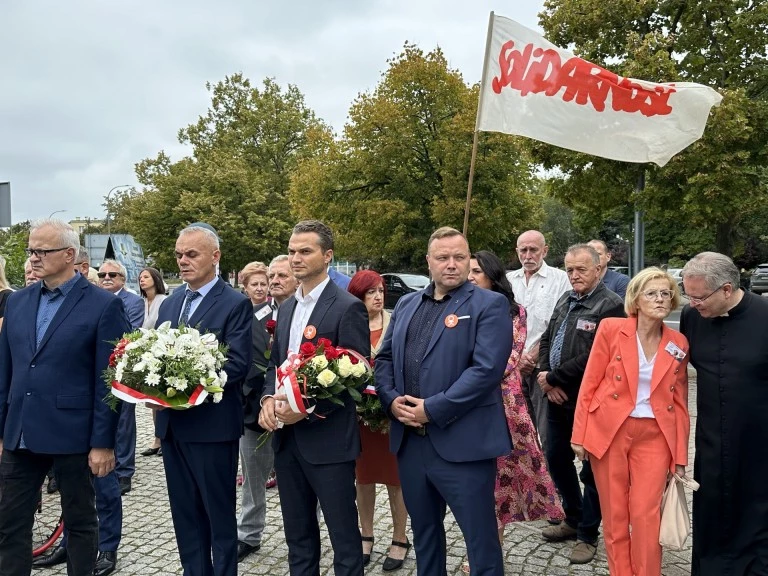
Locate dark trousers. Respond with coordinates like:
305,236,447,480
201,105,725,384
398,432,503,576
61,470,122,551
274,427,362,576
161,432,239,576
115,403,136,479
545,403,601,543
0,449,97,576
521,370,549,453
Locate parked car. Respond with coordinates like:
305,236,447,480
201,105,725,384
382,273,430,309
750,264,768,295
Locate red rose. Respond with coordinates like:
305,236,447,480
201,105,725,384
316,337,333,350
349,354,359,365
324,346,341,361
300,342,317,357
265,320,277,335
108,352,117,367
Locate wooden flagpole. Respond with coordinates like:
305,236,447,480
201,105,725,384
463,11,495,236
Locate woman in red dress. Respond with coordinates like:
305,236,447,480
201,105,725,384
349,271,411,571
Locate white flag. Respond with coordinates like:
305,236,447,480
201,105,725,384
477,14,723,167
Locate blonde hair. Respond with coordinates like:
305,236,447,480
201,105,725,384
625,267,681,316
427,227,467,252
239,261,268,286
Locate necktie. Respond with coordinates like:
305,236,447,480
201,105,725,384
180,290,200,326
549,299,578,369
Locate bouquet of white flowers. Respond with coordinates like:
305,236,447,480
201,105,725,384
103,321,229,410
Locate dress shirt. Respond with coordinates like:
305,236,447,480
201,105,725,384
630,333,656,419
288,276,330,354
177,276,219,324
507,261,571,353
36,273,81,348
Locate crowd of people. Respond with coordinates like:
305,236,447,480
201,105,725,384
0,217,765,576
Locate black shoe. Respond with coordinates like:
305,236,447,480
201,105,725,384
140,447,160,456
46,476,58,494
32,544,67,567
361,535,374,567
157,447,162,457
94,550,117,576
382,539,411,571
119,477,131,495
237,541,260,562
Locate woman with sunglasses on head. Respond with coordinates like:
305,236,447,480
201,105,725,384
571,267,690,576
138,267,168,457
463,251,563,574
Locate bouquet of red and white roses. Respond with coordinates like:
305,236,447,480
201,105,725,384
103,321,229,410
273,338,371,424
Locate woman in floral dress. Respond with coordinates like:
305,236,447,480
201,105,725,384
468,252,564,552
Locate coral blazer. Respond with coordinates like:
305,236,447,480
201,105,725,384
572,316,690,472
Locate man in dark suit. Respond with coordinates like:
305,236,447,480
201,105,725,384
155,224,253,576
98,258,144,500
375,227,513,576
0,219,129,576
259,220,369,576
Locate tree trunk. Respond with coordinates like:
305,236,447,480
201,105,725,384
715,220,735,256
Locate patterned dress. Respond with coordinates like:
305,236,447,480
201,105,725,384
495,306,565,527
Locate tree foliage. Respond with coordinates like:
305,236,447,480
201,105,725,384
0,221,31,287
112,75,325,272
289,44,541,270
534,0,768,261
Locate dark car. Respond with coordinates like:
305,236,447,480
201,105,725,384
751,264,768,294
382,273,430,309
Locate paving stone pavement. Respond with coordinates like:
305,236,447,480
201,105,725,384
33,377,697,575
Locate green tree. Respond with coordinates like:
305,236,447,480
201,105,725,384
290,44,541,270
115,75,325,272
532,0,768,258
0,221,31,287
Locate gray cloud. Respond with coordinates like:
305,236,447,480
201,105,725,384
0,0,542,223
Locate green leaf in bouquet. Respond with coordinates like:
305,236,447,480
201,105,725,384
348,387,362,402
328,396,345,406
204,385,225,394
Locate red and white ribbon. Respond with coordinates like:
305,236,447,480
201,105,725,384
110,381,208,408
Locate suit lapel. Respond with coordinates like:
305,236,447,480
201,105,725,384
166,290,185,329
187,280,223,327
303,282,336,341
650,324,676,392
24,286,43,355
277,297,297,359
423,283,473,359
618,319,639,404
33,278,87,359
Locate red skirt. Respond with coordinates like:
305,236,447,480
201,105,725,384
355,423,400,486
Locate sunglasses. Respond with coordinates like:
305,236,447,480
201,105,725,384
97,272,123,279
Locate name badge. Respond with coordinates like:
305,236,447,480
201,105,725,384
576,318,596,332
255,306,271,321
665,341,686,361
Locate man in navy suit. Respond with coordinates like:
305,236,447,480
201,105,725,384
375,227,513,576
259,220,369,576
0,218,129,576
155,224,252,576
98,258,144,497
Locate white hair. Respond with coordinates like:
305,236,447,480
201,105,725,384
179,225,220,250
29,219,80,251
269,254,290,269
99,258,128,278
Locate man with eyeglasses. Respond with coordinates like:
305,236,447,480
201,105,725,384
0,219,129,576
536,243,625,565
680,252,768,576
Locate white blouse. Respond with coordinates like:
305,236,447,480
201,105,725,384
143,294,168,329
630,333,656,419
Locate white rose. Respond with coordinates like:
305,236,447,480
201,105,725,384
336,355,354,378
316,369,336,387
310,355,329,370
350,363,367,378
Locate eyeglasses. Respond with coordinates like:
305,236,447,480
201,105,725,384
97,272,123,279
688,283,728,305
26,247,69,258
642,289,674,301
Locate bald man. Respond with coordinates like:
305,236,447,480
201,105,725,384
506,231,571,451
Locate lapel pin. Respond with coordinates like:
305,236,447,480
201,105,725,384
444,314,458,328
304,325,317,339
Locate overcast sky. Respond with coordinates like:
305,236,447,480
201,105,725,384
1,0,543,224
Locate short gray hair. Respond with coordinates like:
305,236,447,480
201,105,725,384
179,225,220,250
566,243,600,265
29,219,80,252
682,252,741,291
76,245,89,264
100,258,127,278
269,254,290,269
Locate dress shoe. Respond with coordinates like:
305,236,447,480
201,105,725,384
265,469,277,489
46,476,58,494
541,521,577,542
94,550,117,576
237,541,260,562
570,541,597,564
118,477,131,496
382,539,411,571
32,544,67,567
140,446,160,456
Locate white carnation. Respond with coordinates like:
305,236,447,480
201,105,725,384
145,373,161,386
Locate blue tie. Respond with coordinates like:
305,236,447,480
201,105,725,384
549,299,578,369
180,290,200,326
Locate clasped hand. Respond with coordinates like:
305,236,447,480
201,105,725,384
390,395,429,427
258,395,306,431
